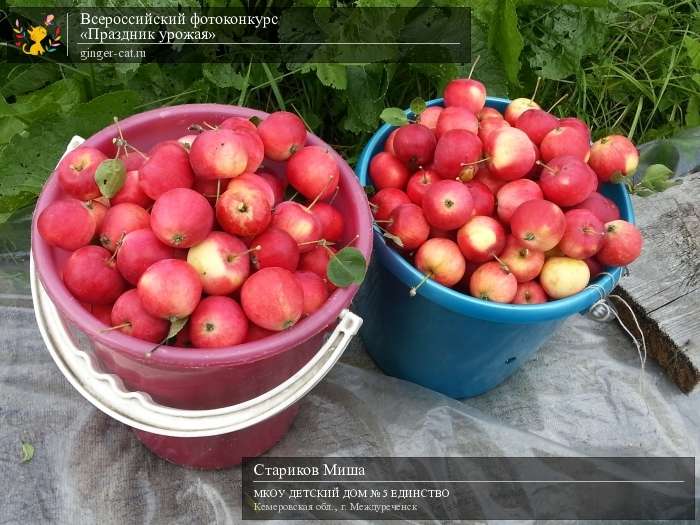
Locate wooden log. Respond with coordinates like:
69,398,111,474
615,172,700,393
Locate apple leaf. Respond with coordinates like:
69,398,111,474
94,159,126,199
327,247,367,287
20,441,34,463
634,126,700,180
380,107,409,127
167,317,189,341
409,97,427,116
488,0,524,86
630,164,679,197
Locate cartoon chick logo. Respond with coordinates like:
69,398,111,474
13,14,62,56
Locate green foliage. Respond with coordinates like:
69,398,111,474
94,159,126,198
327,247,367,287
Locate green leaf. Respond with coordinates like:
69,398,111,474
0,117,26,145
379,108,409,127
635,126,700,179
202,63,245,89
409,97,426,116
20,442,34,463
167,317,189,341
314,63,348,90
327,247,367,287
634,164,679,195
0,64,61,98
0,90,141,224
488,0,524,86
683,36,700,70
94,159,126,199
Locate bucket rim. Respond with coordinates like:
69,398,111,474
31,103,373,367
356,97,634,323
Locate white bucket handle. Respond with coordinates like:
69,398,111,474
31,254,363,438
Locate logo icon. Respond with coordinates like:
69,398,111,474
13,14,62,56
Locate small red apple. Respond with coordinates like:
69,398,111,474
117,228,183,286
190,296,248,348
57,147,107,200
216,185,271,238
422,179,474,230
496,179,543,224
558,209,604,260
512,281,548,304
137,259,202,319
469,261,518,303
111,170,153,209
387,203,430,251
406,169,439,206
435,106,479,138
63,245,126,305
287,145,340,200
504,98,540,126
393,124,436,170
257,111,307,161
515,109,559,146
187,231,251,295
241,267,304,331
510,199,566,251
270,201,322,252
98,203,150,252
478,117,510,143
310,202,344,242
498,235,545,283
417,106,443,130
38,198,97,251
596,220,643,266
250,227,300,272
432,129,483,181
456,216,506,263
538,155,596,207
444,78,486,114
588,135,639,182
540,126,590,163
485,127,537,181
151,188,214,248
414,238,466,288
189,129,248,180
111,289,169,343
139,141,194,199
295,271,329,315
464,180,495,217
369,152,410,190
370,188,411,221
573,192,621,224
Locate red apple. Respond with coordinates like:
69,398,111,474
187,231,251,295
193,176,227,202
540,257,590,299
287,145,340,201
496,179,543,224
416,106,443,130
393,124,436,170
137,259,202,319
116,228,183,286
478,117,510,143
370,188,411,221
245,323,275,343
585,257,603,278
464,180,495,217
432,129,483,181
474,166,506,194
435,106,479,138
38,198,97,251
299,245,336,291
139,141,194,199
407,169,438,206
588,135,639,182
384,128,398,155
111,170,153,209
422,179,474,230
119,150,145,171
515,109,559,145
558,209,604,260
559,117,591,141
216,185,271,238
57,147,107,200
540,126,590,163
241,267,304,331
111,289,169,343
510,199,566,251
444,78,486,114
573,192,620,224
414,238,466,288
498,235,545,283
250,227,300,272
538,155,596,207
82,302,113,325
469,261,518,303
190,296,248,348
98,203,150,252
457,216,506,263
231,127,265,173
387,203,430,251
478,107,503,120
504,98,540,126
271,201,322,252
85,199,108,231
189,129,248,179
219,116,256,132
485,127,537,181
257,111,307,161
597,220,642,266
151,188,214,248
369,152,410,190
258,171,286,205
295,271,329,315
227,172,276,207
311,202,344,242
63,245,126,305
512,281,548,304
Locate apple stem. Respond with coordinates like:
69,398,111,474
342,234,360,249
530,76,541,103
298,239,334,248
409,272,433,297
234,244,262,258
113,117,148,160
202,121,217,130
460,158,489,168
99,322,131,333
328,185,341,205
215,179,222,205
547,93,569,113
535,160,556,174
108,232,126,264
126,143,148,160
468,55,481,79
492,254,511,274
306,176,335,211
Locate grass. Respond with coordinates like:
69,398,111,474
522,0,700,143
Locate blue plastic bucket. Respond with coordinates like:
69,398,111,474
355,97,635,398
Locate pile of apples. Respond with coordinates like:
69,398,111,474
370,78,643,303
37,110,350,348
